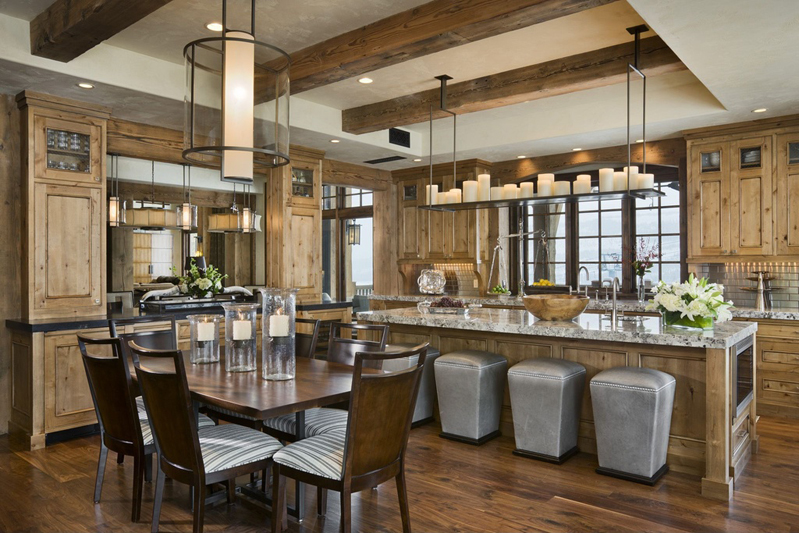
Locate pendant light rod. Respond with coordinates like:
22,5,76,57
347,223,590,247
151,161,156,203
626,25,649,185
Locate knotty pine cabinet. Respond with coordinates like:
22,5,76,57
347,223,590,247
17,91,110,319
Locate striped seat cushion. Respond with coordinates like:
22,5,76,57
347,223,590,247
199,424,283,474
208,406,259,422
264,408,348,437
273,431,346,481
137,397,216,446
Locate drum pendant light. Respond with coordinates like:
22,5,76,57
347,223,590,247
183,0,291,184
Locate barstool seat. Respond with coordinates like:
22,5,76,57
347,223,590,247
591,367,676,485
384,343,441,426
435,349,507,445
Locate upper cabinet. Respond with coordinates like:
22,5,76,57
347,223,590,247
17,91,110,319
776,133,799,255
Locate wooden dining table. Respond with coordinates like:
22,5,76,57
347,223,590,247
132,354,372,520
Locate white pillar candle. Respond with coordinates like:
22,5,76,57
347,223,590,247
519,182,535,198
232,320,252,341
490,186,504,201
502,184,518,200
447,189,461,203
537,180,552,197
613,171,628,191
269,314,290,337
576,174,591,183
624,166,639,176
477,174,491,201
553,181,571,196
599,168,614,192
538,173,555,182
436,192,447,204
426,184,438,205
462,181,478,202
573,181,592,194
637,173,655,189
196,322,215,342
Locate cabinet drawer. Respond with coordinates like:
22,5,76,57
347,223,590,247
732,413,750,459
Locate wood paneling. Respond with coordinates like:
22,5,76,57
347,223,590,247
29,0,175,62
343,36,684,134
43,333,96,432
323,159,391,191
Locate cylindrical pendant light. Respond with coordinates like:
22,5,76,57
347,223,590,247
108,154,126,227
176,164,198,231
183,0,291,184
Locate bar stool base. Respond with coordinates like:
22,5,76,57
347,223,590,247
513,445,579,465
595,464,669,486
439,430,501,446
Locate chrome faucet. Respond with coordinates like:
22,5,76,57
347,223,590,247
611,277,621,328
578,266,590,297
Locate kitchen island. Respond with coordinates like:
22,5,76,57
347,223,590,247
358,307,758,501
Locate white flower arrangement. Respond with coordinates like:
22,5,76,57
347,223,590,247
646,273,734,325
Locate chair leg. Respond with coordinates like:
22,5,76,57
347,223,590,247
396,469,411,533
226,478,236,504
317,487,328,516
262,466,270,495
144,453,153,483
193,484,206,533
94,442,108,503
151,467,166,533
340,489,351,533
271,465,286,533
131,454,145,522
117,452,125,464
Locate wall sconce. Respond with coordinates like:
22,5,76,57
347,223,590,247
347,221,361,245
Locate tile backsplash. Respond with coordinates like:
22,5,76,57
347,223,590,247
693,262,799,310
403,263,480,297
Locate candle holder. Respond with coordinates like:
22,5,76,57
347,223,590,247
187,314,220,364
260,288,298,380
222,303,259,372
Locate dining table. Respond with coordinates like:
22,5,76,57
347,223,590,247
131,354,373,520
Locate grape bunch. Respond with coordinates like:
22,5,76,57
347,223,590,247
431,296,466,308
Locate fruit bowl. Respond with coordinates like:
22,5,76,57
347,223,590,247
522,294,589,321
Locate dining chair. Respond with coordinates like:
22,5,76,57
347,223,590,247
77,334,155,522
271,344,428,533
326,322,389,368
109,315,178,340
129,341,285,533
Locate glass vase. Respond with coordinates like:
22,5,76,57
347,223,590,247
187,314,220,364
260,288,298,380
222,303,259,372
662,311,714,331
637,275,646,303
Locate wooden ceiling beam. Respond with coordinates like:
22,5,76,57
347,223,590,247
342,36,685,134
256,0,619,100
30,0,175,62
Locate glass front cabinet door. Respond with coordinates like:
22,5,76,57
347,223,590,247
35,115,103,185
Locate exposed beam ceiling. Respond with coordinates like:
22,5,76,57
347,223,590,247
342,36,684,134
256,0,620,100
30,0,175,62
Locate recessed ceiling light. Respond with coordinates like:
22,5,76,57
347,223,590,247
413,158,422,162
329,139,340,143
358,77,373,84
752,108,767,113
206,22,223,31
572,148,582,152
76,82,94,89
636,139,645,143
517,155,526,159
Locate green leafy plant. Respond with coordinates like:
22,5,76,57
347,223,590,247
172,258,227,299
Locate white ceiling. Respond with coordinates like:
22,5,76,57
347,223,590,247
0,0,798,172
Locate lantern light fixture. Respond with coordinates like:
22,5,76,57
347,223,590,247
108,154,126,227
176,164,198,231
129,161,177,230
346,220,361,246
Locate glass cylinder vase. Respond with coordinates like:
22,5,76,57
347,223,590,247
637,275,646,303
662,310,714,331
260,288,298,380
222,303,259,372
187,314,220,364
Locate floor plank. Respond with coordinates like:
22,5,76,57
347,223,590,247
0,416,796,532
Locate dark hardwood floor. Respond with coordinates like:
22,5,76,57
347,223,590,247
1,416,798,532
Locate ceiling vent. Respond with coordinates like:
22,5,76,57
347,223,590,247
363,155,406,165
388,128,411,148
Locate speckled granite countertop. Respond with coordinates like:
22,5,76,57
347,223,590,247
357,308,757,349
368,294,799,321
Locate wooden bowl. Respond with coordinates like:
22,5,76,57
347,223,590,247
522,294,589,321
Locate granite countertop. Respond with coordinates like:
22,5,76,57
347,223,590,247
368,294,799,321
357,308,757,350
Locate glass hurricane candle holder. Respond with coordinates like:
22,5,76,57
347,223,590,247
222,302,259,372
187,314,220,364
260,288,298,380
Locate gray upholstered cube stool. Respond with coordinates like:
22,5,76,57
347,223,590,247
508,358,586,464
383,342,441,426
590,367,676,485
434,350,508,445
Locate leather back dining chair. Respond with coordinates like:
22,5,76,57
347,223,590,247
326,322,389,369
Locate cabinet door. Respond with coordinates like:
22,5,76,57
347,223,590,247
289,160,320,208
33,183,104,315
730,136,773,256
776,133,799,255
398,180,421,259
44,331,103,432
689,142,729,258
34,115,103,186
756,337,799,418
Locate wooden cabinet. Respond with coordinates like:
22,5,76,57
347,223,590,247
729,137,772,256
17,92,110,319
753,334,799,419
775,132,799,255
398,179,422,260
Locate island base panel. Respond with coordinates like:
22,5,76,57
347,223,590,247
513,445,579,465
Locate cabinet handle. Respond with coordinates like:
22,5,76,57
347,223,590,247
94,299,100,304
94,176,100,182
722,250,729,254
732,250,738,254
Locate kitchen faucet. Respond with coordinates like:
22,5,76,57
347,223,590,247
578,266,590,297
611,277,621,329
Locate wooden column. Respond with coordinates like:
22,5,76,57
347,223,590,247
702,347,733,500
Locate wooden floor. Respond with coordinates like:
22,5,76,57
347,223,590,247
1,416,798,532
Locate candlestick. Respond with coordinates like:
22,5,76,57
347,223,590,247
490,186,503,201
197,322,215,342
426,184,438,205
599,168,614,192
232,320,252,341
613,171,628,191
553,181,571,196
520,182,534,198
463,181,478,202
477,174,491,201
503,184,518,200
269,314,290,337
637,173,655,189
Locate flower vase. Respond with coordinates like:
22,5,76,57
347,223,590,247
662,311,714,331
637,275,646,303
